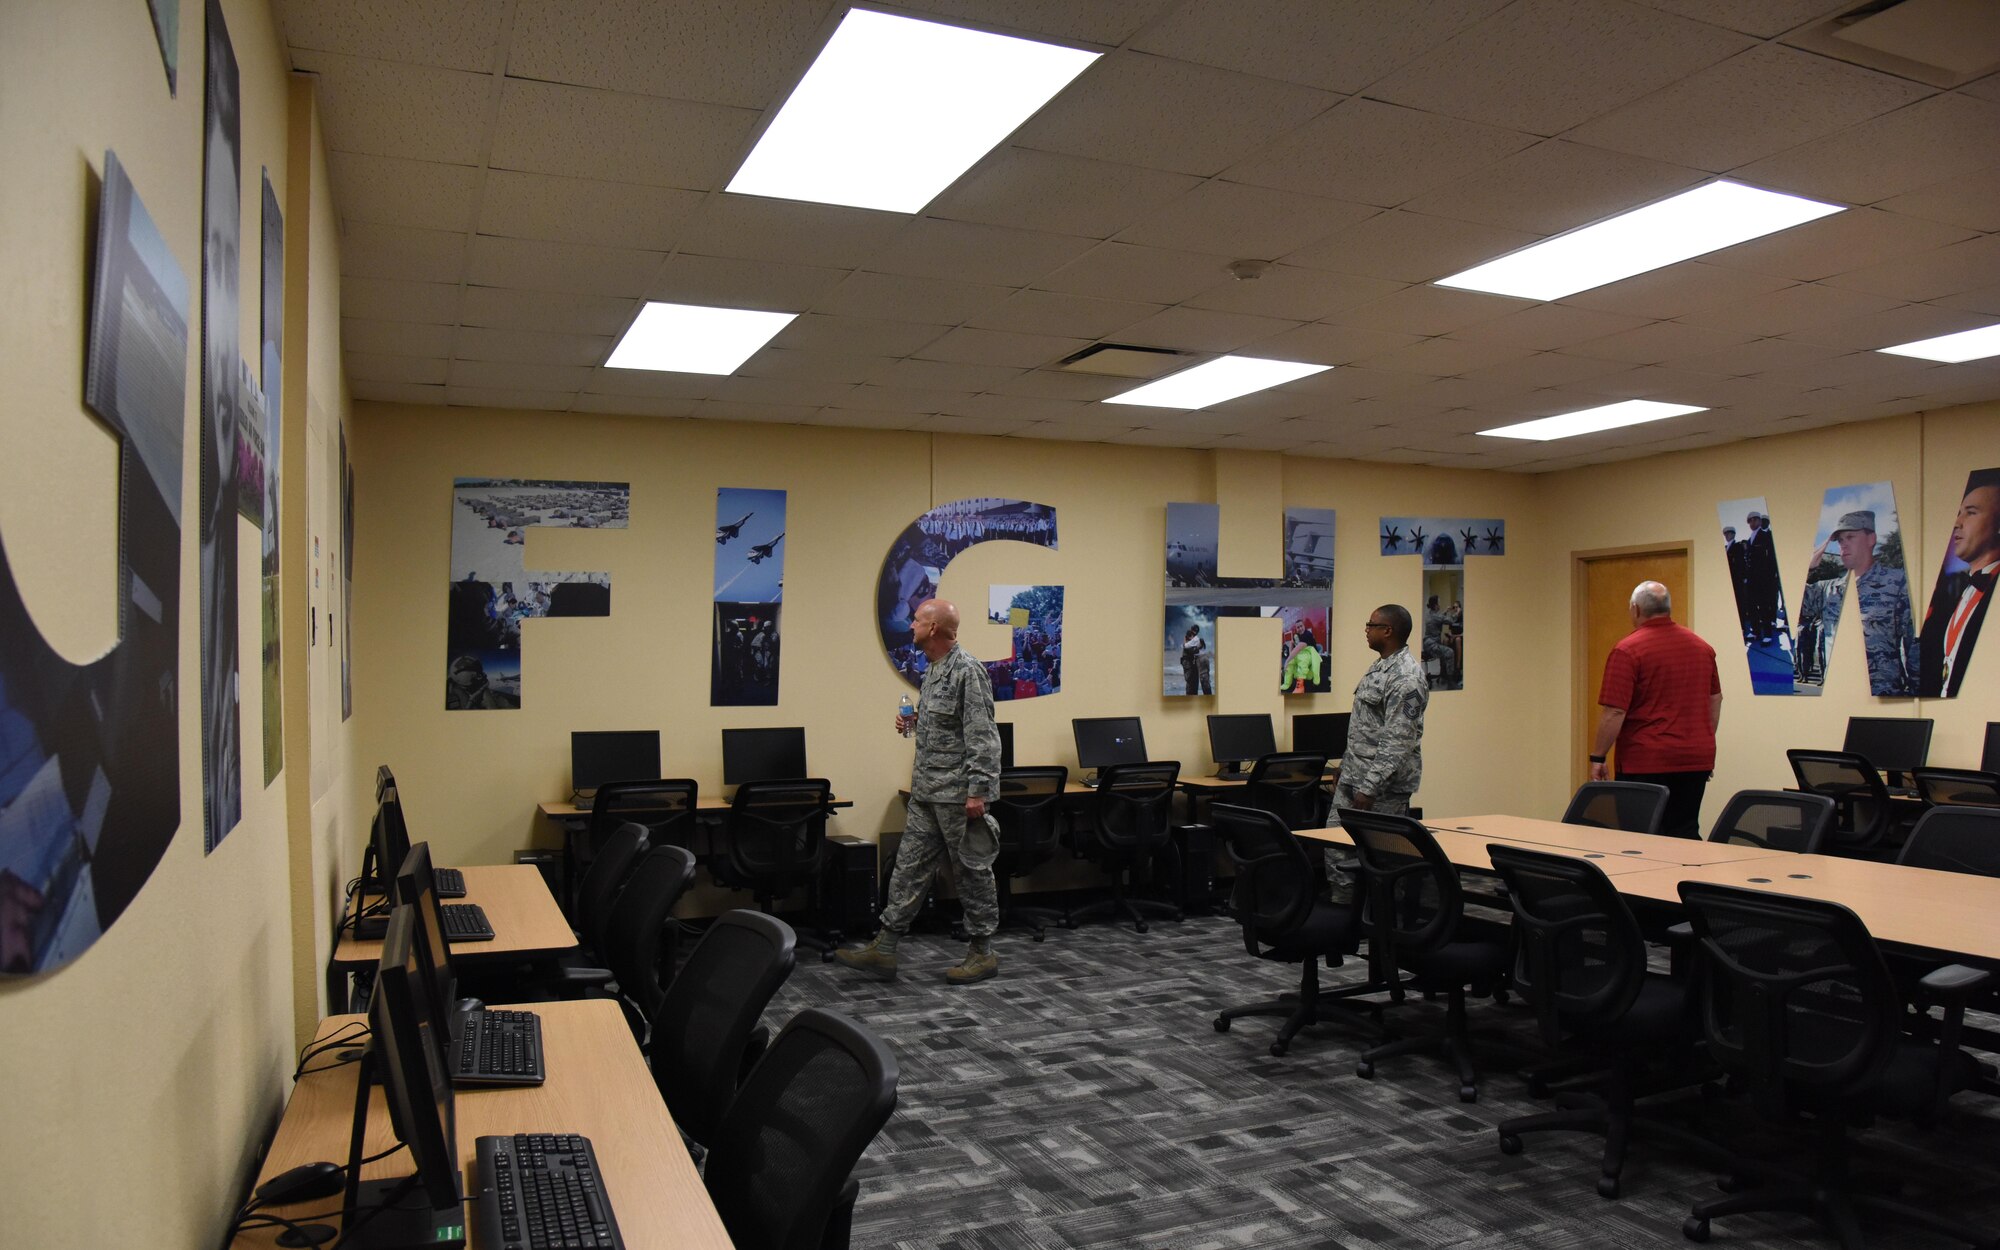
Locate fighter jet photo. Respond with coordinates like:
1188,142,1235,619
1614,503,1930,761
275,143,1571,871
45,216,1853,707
747,532,784,564
716,512,753,544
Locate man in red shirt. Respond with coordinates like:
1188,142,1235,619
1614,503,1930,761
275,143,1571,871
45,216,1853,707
1589,581,1722,838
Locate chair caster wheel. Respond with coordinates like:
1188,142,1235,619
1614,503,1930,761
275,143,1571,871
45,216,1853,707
1716,1175,1743,1194
1682,1216,1710,1242
1498,1133,1522,1156
1459,1084,1478,1103
1355,1061,1374,1079
1596,1175,1619,1199
1494,988,1510,1005
1032,932,1045,943
1269,1041,1288,1057
1135,921,1149,934
1214,1017,1230,1033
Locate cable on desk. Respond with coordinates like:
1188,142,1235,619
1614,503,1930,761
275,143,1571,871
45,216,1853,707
293,1023,372,1080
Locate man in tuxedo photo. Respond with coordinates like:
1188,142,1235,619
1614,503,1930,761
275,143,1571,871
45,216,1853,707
1919,469,2000,697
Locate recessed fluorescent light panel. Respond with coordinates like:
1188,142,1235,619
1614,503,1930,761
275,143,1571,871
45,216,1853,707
725,8,1100,213
1103,356,1332,410
1478,399,1706,442
1436,180,1845,302
604,302,797,375
1877,323,2000,364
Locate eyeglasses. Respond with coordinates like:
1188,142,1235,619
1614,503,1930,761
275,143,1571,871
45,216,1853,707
1363,622,1390,631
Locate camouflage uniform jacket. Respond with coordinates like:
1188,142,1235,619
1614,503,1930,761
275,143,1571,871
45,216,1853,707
1345,646,1428,799
1855,562,1918,696
910,643,1002,803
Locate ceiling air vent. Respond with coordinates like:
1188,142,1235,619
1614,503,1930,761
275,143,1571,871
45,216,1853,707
1055,343,1191,379
1785,0,2000,88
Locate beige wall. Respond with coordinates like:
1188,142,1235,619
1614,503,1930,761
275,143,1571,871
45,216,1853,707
0,2,351,1245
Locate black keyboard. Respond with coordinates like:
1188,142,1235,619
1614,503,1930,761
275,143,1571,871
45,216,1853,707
435,866,468,898
455,1009,544,1086
1213,768,1249,782
441,902,496,942
475,1133,625,1250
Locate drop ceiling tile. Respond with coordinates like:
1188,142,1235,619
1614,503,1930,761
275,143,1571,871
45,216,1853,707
1222,97,1535,207
1734,91,2000,205
275,0,507,71
690,399,820,425
468,235,665,297
1037,242,1241,305
806,407,921,431
1116,182,1377,260
738,349,897,386
1024,420,1130,443
1249,321,1429,365
675,196,908,270
813,270,1013,324
916,327,1090,369
1196,388,1321,421
445,385,576,410
490,78,759,189
1450,303,1655,351
1283,210,1540,285
1110,307,1305,354
344,278,463,326
826,384,974,415
869,219,1095,288
870,357,1026,393
327,152,480,232
1368,0,1751,136
1284,365,1440,401
573,391,696,418
445,359,592,391
703,375,859,408
339,222,469,284
1559,261,1795,320
651,253,847,312
930,148,1201,239
1675,336,1840,377
460,287,639,337
1566,44,1933,171
897,0,1180,45
1781,302,2000,353
1704,208,1976,283
965,289,1164,339
583,369,716,400
1878,166,2000,233
1347,335,1525,377
477,171,706,250
1130,0,1509,95
345,352,449,385
945,393,1100,423
1964,71,2000,103
1821,233,2000,303
1564,364,1744,400
1755,350,1942,391
1932,283,2000,318
506,0,831,109
453,325,611,366
769,314,950,357
925,413,1042,438
1627,1,1851,41
1674,282,1901,337
985,370,1132,401
350,380,447,406
1103,425,1233,447
1453,350,1638,390
1183,265,1406,322
290,51,493,165
1566,319,1756,365
1011,50,1339,177
343,317,454,358
1335,284,1532,336
1401,140,1705,235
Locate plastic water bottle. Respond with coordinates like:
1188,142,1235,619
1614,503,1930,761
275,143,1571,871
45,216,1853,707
898,694,915,737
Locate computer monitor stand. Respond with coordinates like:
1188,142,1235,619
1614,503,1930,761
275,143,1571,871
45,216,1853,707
323,1051,467,1250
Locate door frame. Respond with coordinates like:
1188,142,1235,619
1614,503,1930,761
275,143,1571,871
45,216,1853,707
1570,541,1694,791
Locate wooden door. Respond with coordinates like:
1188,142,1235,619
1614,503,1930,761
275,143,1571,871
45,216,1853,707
1572,546,1690,787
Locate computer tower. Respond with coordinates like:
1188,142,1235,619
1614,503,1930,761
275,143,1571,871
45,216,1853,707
822,834,879,937
1170,824,1219,915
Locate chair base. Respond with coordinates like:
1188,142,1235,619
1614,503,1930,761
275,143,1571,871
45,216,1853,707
1065,894,1181,934
1216,974,1388,1057
1000,903,1066,942
1499,1085,1728,1200
1354,985,1529,1103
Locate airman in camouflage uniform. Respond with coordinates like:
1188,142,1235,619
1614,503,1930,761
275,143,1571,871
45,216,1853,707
835,598,1003,985
1833,510,1919,696
1330,604,1428,820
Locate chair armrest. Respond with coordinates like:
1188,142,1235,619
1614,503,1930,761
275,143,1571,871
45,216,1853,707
1917,963,1993,1000
1663,921,1695,943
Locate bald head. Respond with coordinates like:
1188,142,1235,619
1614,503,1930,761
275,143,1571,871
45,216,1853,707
1630,581,1671,619
913,598,961,660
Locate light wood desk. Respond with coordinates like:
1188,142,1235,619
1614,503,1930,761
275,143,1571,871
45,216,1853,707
1295,823,1693,875
329,865,576,1007
538,795,856,819
1422,814,1794,866
233,999,732,1249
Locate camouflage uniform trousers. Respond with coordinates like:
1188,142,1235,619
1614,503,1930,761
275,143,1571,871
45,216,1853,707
1323,783,1411,886
878,800,1001,938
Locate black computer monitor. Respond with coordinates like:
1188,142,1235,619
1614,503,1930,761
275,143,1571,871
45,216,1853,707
371,793,413,891
375,763,398,803
997,722,1015,772
1073,717,1147,772
395,843,458,1029
1985,723,2000,775
1292,712,1350,761
722,726,808,785
349,907,463,1246
1207,714,1276,770
570,729,662,794
1842,716,1933,778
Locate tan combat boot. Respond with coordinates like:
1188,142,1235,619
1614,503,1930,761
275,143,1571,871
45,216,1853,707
831,931,899,981
945,936,998,985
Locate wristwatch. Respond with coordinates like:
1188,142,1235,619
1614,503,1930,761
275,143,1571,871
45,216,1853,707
1588,754,1607,763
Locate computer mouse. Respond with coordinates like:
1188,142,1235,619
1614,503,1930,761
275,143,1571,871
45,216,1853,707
456,997,485,1013
254,1160,345,1205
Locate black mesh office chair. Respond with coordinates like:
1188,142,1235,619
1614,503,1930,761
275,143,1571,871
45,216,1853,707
1676,882,1994,1247
648,910,797,1151
1342,809,1512,1102
1067,761,1182,933
1240,752,1330,829
704,1007,899,1250
1912,767,2000,810
1705,789,1835,855
597,844,696,1039
1561,780,1670,836
576,779,696,913
990,767,1069,940
714,779,838,957
1787,750,1897,858
1897,806,2000,1099
1210,804,1381,1056
575,821,650,961
1487,845,1711,1198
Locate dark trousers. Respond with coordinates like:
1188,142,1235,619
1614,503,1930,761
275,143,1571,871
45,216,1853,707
1616,770,1710,839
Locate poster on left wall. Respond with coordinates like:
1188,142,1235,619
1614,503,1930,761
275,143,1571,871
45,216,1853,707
199,0,242,852
145,0,179,95
0,151,186,975
259,171,283,783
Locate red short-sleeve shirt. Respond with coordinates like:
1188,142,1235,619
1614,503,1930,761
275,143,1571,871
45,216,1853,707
1599,616,1719,773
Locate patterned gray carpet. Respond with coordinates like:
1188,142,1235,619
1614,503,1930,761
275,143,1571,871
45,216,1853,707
761,913,2000,1250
